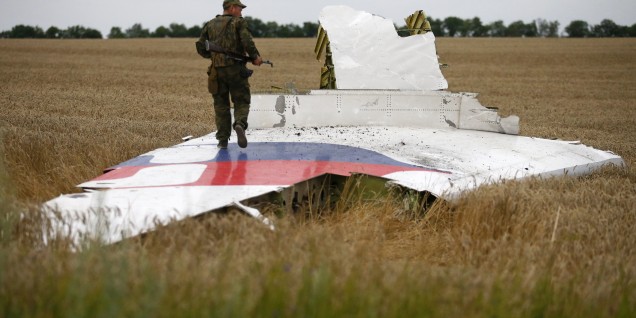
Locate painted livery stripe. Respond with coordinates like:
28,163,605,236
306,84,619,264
91,160,438,187
109,142,428,169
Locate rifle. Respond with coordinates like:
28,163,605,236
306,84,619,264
205,40,273,67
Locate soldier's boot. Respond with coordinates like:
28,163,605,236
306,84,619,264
217,139,228,149
234,124,247,148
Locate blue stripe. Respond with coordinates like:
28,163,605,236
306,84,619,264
109,142,421,170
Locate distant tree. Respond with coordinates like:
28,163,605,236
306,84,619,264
629,24,636,37
108,27,125,39
45,26,61,38
152,26,170,38
245,17,267,37
62,25,85,38
264,21,279,38
547,20,560,37
457,18,471,37
302,22,319,37
505,20,537,37
487,20,507,37
428,17,443,36
60,25,102,39
276,24,289,37
565,20,590,37
83,28,103,39
169,23,188,37
505,21,524,36
443,16,464,37
591,19,620,37
467,17,488,37
617,26,630,37
525,21,537,36
277,24,304,37
9,24,45,38
126,23,150,38
535,19,560,37
187,25,202,37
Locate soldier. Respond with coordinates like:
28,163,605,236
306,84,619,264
197,0,263,149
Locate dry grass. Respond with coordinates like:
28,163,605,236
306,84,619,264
1,37,635,317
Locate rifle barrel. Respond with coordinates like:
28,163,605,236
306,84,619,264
205,40,273,67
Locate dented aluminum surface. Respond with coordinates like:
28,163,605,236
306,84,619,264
43,123,623,245
251,90,519,135
318,5,447,90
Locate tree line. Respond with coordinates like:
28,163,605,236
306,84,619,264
105,18,320,39
418,16,636,37
1,17,635,39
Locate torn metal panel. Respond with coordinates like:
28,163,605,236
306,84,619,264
44,186,281,245
318,5,448,90
44,126,623,245
250,90,519,135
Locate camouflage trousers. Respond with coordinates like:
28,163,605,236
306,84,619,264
211,64,251,141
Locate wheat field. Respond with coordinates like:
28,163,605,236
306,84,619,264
1,37,635,317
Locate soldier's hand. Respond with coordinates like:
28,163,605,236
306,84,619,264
252,56,263,66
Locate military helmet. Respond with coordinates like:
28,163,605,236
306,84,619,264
223,0,247,9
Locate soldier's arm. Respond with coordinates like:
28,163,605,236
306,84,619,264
195,21,211,59
252,56,263,66
237,18,260,61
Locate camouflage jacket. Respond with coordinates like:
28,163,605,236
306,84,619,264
196,15,260,67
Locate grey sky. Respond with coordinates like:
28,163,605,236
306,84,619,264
1,0,634,36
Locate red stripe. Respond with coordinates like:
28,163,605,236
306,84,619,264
90,160,435,187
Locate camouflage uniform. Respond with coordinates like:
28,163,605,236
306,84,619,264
196,10,260,144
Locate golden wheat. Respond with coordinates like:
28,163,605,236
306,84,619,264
1,38,635,316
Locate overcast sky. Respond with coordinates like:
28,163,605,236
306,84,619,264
1,0,635,36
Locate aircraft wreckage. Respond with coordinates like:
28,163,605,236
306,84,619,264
44,6,624,245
